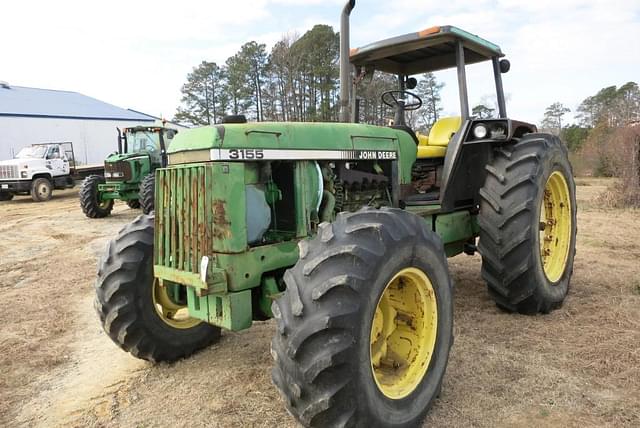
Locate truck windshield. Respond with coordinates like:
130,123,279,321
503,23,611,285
126,131,159,154
16,146,48,159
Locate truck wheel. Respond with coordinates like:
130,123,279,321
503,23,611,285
139,173,155,214
95,214,221,362
271,207,453,427
478,133,577,314
0,193,13,201
126,199,141,209
80,175,114,218
31,178,52,202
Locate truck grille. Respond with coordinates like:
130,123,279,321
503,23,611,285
0,165,19,180
155,164,213,274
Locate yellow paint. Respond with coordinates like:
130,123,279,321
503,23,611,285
416,145,447,158
153,279,202,329
428,116,462,146
370,267,438,399
539,171,572,282
415,117,461,159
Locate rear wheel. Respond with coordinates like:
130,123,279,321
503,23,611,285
95,214,221,362
0,193,13,201
30,178,52,202
271,207,453,427
80,175,114,218
139,173,155,214
478,133,577,314
126,199,141,209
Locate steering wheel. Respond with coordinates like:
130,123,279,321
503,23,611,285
381,90,423,111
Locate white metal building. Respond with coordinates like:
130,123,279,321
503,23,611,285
0,82,164,164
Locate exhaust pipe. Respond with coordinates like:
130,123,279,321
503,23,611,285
116,127,123,154
339,0,356,123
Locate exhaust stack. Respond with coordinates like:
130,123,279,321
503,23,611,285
339,0,356,123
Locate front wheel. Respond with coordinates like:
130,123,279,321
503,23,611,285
478,133,577,314
271,207,453,427
139,173,155,214
0,192,13,201
80,175,114,218
31,178,52,202
94,214,221,362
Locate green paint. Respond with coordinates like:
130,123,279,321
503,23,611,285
168,122,416,184
435,211,473,245
154,264,227,295
153,120,485,333
259,277,281,318
186,287,252,331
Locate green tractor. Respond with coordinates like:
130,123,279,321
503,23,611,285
80,125,177,218
95,1,577,426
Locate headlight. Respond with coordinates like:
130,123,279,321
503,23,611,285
104,172,112,178
21,171,28,178
473,124,488,139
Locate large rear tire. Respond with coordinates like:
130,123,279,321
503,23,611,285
139,173,155,215
80,175,114,218
478,133,577,314
271,207,453,427
95,214,221,362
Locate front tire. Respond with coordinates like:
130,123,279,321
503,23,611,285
139,173,155,214
31,178,52,202
271,207,453,427
0,193,13,201
478,133,577,314
95,214,221,362
80,175,114,218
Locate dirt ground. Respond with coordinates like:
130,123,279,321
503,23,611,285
0,178,638,427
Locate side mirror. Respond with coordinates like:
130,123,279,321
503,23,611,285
405,77,418,90
499,59,511,73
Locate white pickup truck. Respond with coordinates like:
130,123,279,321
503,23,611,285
0,142,103,202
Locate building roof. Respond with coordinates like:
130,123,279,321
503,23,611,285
0,84,155,121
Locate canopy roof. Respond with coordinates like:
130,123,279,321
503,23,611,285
350,25,503,76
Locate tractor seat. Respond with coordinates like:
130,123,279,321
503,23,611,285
416,116,462,159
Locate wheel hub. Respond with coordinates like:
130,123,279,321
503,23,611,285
539,171,572,283
152,280,201,329
370,267,438,399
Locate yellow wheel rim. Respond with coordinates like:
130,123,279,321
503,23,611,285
370,267,438,399
539,171,572,283
152,280,201,329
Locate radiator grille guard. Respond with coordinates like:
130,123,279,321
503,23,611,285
154,164,213,274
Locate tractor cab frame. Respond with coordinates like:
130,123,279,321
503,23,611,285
340,4,536,211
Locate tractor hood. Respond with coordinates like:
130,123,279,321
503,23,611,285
105,152,151,164
166,122,417,181
168,122,411,152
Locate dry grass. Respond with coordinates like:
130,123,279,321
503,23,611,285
1,179,639,427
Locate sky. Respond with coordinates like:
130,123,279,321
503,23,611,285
1,0,639,124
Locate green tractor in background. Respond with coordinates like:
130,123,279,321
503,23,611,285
80,125,177,218
94,1,577,426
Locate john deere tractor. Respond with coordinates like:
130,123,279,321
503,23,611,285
95,1,577,426
80,125,177,218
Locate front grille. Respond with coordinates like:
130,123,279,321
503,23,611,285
155,164,212,274
0,165,19,179
105,161,132,181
